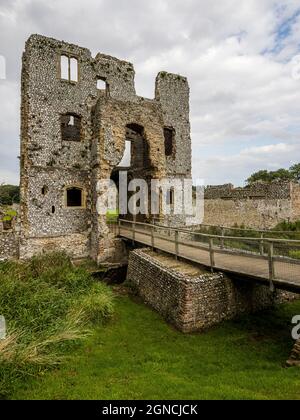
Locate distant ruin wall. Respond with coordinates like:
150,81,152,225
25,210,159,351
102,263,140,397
203,182,300,229
205,182,293,200
0,232,19,261
292,183,300,222
126,249,295,333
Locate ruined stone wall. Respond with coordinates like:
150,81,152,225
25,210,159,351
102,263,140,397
291,183,300,222
202,182,300,229
203,198,293,229
205,182,292,200
155,72,191,178
19,233,89,260
20,35,97,258
20,34,192,261
0,232,19,261
127,249,298,332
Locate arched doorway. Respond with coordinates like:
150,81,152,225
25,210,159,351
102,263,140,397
110,123,152,223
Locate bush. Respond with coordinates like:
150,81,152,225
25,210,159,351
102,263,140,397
273,220,300,232
289,250,300,260
0,185,20,205
79,283,114,324
0,252,114,398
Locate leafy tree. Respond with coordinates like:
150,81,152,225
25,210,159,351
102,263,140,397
0,184,20,205
290,163,300,181
246,167,297,185
246,170,271,184
269,168,293,182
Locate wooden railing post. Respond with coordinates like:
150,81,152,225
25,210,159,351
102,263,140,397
175,230,179,260
209,237,215,273
132,220,136,244
151,225,155,250
259,233,264,256
221,227,225,249
268,241,275,292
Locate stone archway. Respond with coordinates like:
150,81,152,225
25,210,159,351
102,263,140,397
91,97,167,264
110,123,152,223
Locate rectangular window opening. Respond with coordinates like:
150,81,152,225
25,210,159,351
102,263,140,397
164,127,175,157
60,55,78,82
61,114,81,142
97,78,107,90
66,188,83,207
60,55,69,80
70,57,78,82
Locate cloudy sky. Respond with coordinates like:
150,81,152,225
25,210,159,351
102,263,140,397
0,0,300,186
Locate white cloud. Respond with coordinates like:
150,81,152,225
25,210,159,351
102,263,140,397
0,168,19,185
241,143,294,155
0,0,300,186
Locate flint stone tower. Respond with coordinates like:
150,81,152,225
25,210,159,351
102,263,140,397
20,35,192,263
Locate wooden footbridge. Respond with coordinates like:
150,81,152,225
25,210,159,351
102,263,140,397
116,220,300,293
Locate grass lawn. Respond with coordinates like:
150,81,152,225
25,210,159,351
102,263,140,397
12,290,300,400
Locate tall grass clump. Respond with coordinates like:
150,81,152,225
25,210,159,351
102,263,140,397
0,252,114,399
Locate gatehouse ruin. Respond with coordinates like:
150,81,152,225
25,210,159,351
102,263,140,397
17,34,192,263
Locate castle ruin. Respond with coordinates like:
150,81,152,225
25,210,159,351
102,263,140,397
18,35,192,263
204,181,300,229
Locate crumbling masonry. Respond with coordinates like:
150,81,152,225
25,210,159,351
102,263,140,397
19,35,192,263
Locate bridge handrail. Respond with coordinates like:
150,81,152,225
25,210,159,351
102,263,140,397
118,219,300,245
118,219,300,291
151,217,300,236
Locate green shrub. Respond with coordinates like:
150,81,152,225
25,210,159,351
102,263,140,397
289,250,300,260
106,210,119,224
0,185,20,205
273,220,300,232
79,283,114,324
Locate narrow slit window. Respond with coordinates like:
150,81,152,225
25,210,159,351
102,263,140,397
61,114,81,142
51,206,55,214
167,188,174,206
164,127,175,157
66,188,83,207
41,186,48,196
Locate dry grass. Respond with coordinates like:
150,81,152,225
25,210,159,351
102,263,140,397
0,252,113,399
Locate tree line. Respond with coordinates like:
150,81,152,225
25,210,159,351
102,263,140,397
246,163,300,185
0,184,20,205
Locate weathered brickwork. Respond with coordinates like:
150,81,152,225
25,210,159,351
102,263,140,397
203,182,300,229
19,35,192,262
127,249,298,332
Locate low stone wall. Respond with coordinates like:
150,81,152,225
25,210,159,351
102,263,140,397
202,182,300,229
287,339,300,367
126,248,298,332
19,233,90,260
203,198,294,229
0,232,19,261
205,182,293,200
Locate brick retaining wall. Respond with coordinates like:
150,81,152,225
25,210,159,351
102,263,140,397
126,248,298,332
